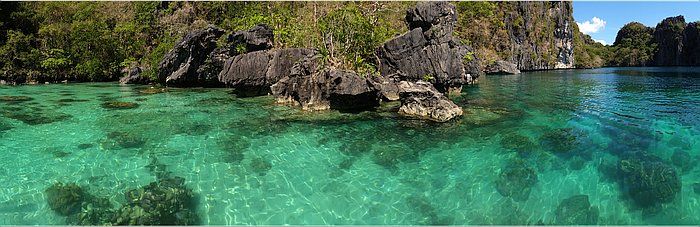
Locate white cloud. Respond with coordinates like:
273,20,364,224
577,17,607,34
594,39,608,45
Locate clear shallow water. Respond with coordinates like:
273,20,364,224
0,67,699,225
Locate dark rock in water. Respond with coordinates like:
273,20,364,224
670,150,694,172
82,176,199,225
540,128,578,155
372,146,421,170
45,183,88,216
693,182,700,195
0,96,34,103
617,154,681,208
119,66,150,85
218,48,317,96
77,143,94,150
250,157,272,175
101,101,139,110
0,120,13,132
158,25,225,87
271,57,380,112
227,24,274,54
495,159,538,201
554,195,599,225
2,107,71,125
397,81,463,122
486,60,521,75
653,16,685,66
106,131,146,149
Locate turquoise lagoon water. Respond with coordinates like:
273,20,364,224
0,67,699,225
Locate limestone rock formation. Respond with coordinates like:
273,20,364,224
218,48,317,96
485,60,521,75
119,66,150,85
397,80,463,122
378,1,482,95
227,24,274,53
654,16,686,66
158,25,225,87
271,57,380,112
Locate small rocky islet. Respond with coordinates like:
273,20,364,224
0,1,698,225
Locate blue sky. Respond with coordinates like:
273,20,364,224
572,1,700,45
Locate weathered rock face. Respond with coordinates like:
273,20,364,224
682,22,700,65
158,25,225,87
485,60,520,75
506,2,574,70
654,16,686,66
369,73,402,101
227,24,274,54
397,81,463,122
119,66,150,85
378,1,482,95
271,57,380,112
218,48,317,96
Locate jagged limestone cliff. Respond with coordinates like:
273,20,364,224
456,1,575,71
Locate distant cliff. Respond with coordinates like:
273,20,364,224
606,15,700,67
456,1,575,71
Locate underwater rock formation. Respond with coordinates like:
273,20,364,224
495,159,538,201
101,101,139,110
617,155,681,208
45,182,90,216
397,81,463,122
554,195,599,225
66,176,199,225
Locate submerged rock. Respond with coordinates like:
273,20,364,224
495,159,538,201
397,81,463,122
158,25,225,87
554,195,599,225
0,95,34,103
485,60,521,75
101,101,139,110
218,48,317,96
45,182,89,216
617,154,681,208
670,150,694,172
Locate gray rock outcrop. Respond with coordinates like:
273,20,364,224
158,25,225,87
218,48,317,96
397,80,463,122
485,60,520,75
119,66,150,85
227,24,274,54
377,1,482,95
654,16,685,66
271,57,380,111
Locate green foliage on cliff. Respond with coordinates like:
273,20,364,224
573,24,610,69
455,2,569,70
609,22,657,66
0,2,408,83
